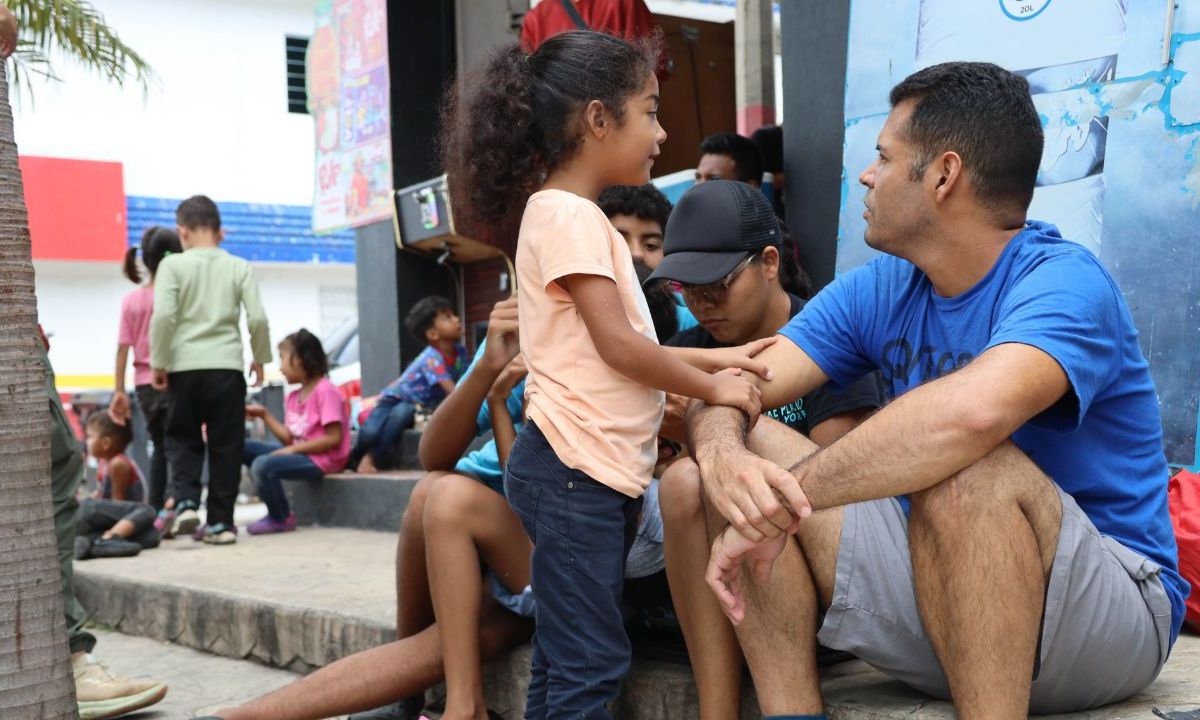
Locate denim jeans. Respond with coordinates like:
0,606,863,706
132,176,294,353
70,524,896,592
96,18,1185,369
505,421,643,720
349,396,415,469
243,440,324,521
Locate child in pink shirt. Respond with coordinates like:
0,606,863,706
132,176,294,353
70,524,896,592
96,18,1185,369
109,227,183,511
243,329,350,534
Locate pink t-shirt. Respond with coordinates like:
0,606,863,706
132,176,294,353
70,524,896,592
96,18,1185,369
285,378,351,473
516,190,665,498
118,286,155,387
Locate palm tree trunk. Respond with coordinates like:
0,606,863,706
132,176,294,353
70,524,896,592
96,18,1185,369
0,59,78,718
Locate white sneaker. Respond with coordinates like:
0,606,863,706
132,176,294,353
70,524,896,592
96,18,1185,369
173,508,200,537
74,653,167,720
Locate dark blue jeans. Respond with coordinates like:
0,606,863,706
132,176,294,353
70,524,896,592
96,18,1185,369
243,440,324,521
505,421,643,720
349,396,415,469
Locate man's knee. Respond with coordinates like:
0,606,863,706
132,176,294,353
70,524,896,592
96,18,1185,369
909,441,1032,521
659,457,704,528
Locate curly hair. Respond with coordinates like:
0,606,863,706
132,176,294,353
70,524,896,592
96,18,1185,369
597,184,672,230
280,329,329,379
440,30,661,235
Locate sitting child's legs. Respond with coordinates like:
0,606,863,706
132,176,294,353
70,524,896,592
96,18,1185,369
76,498,160,557
248,450,324,522
371,401,416,470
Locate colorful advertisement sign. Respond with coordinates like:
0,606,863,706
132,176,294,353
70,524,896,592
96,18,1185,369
309,0,393,233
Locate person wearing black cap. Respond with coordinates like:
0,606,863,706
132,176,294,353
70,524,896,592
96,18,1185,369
651,180,885,719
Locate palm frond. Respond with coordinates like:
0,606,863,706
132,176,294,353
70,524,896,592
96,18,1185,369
7,0,155,92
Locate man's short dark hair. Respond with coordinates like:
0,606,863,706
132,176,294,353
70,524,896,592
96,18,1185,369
597,184,672,230
889,62,1043,213
699,133,764,184
176,195,222,232
405,296,454,343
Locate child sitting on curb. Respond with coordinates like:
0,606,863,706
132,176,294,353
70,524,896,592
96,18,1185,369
350,296,468,473
75,414,160,560
243,329,350,534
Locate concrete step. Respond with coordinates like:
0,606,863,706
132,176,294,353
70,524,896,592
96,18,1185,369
285,469,423,531
75,528,1200,719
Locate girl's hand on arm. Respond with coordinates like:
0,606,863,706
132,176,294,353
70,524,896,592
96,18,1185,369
706,369,763,428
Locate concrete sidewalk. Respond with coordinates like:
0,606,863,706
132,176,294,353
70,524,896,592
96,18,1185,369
90,629,341,719
76,527,1200,719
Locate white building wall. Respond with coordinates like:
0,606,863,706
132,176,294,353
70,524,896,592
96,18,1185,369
14,0,318,205
18,0,361,388
36,260,357,388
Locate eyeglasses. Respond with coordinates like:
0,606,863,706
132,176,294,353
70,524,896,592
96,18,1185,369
679,251,760,306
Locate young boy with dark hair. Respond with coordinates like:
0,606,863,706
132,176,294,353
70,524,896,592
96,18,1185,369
695,132,765,187
75,414,160,560
150,194,272,545
350,296,468,472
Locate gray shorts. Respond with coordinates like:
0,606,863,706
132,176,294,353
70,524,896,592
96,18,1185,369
817,486,1174,714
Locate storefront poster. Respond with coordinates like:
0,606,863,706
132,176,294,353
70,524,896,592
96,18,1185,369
310,0,393,233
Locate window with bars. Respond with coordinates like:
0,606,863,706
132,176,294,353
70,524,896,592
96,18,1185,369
286,36,310,114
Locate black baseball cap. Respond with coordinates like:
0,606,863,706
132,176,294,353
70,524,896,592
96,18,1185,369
647,180,781,285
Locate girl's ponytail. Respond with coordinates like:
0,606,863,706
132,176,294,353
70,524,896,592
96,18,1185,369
139,226,183,281
123,245,142,284
441,31,659,236
441,43,541,236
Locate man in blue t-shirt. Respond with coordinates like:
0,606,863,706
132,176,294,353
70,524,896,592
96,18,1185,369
689,62,1188,718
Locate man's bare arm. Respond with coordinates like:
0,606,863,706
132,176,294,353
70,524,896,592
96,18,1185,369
791,342,1069,511
687,337,830,541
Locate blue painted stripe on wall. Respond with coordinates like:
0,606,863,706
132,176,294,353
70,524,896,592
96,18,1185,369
126,196,357,264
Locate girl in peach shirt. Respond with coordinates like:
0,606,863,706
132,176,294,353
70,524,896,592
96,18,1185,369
441,30,772,720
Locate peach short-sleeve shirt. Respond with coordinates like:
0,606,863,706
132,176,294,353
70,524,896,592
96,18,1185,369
516,189,665,497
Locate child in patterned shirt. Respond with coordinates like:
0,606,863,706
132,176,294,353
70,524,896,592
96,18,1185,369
350,296,468,472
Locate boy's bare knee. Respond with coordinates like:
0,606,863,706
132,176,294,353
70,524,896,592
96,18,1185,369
422,473,483,528
399,470,449,531
660,458,704,525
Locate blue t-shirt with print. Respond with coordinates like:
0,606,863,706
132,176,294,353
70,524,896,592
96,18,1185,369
453,342,526,493
780,220,1189,645
382,344,469,407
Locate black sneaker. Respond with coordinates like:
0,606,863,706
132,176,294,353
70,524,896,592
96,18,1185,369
89,537,143,559
74,535,96,560
348,697,425,720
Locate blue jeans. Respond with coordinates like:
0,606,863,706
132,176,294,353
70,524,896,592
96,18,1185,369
350,396,415,469
505,421,643,720
243,440,324,521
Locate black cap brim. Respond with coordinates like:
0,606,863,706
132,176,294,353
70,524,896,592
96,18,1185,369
645,249,751,286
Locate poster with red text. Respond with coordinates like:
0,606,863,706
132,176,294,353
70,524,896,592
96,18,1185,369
309,0,392,233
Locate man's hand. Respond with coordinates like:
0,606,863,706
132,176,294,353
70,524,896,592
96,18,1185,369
704,369,763,430
108,392,131,425
244,403,267,419
0,5,17,59
702,336,777,381
697,443,810,542
483,297,520,372
152,369,169,391
706,526,788,625
249,361,265,387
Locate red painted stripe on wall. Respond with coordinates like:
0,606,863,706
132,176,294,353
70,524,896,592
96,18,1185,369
20,155,127,261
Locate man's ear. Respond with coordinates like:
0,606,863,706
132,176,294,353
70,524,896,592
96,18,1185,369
583,99,609,139
931,151,964,203
761,246,781,283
